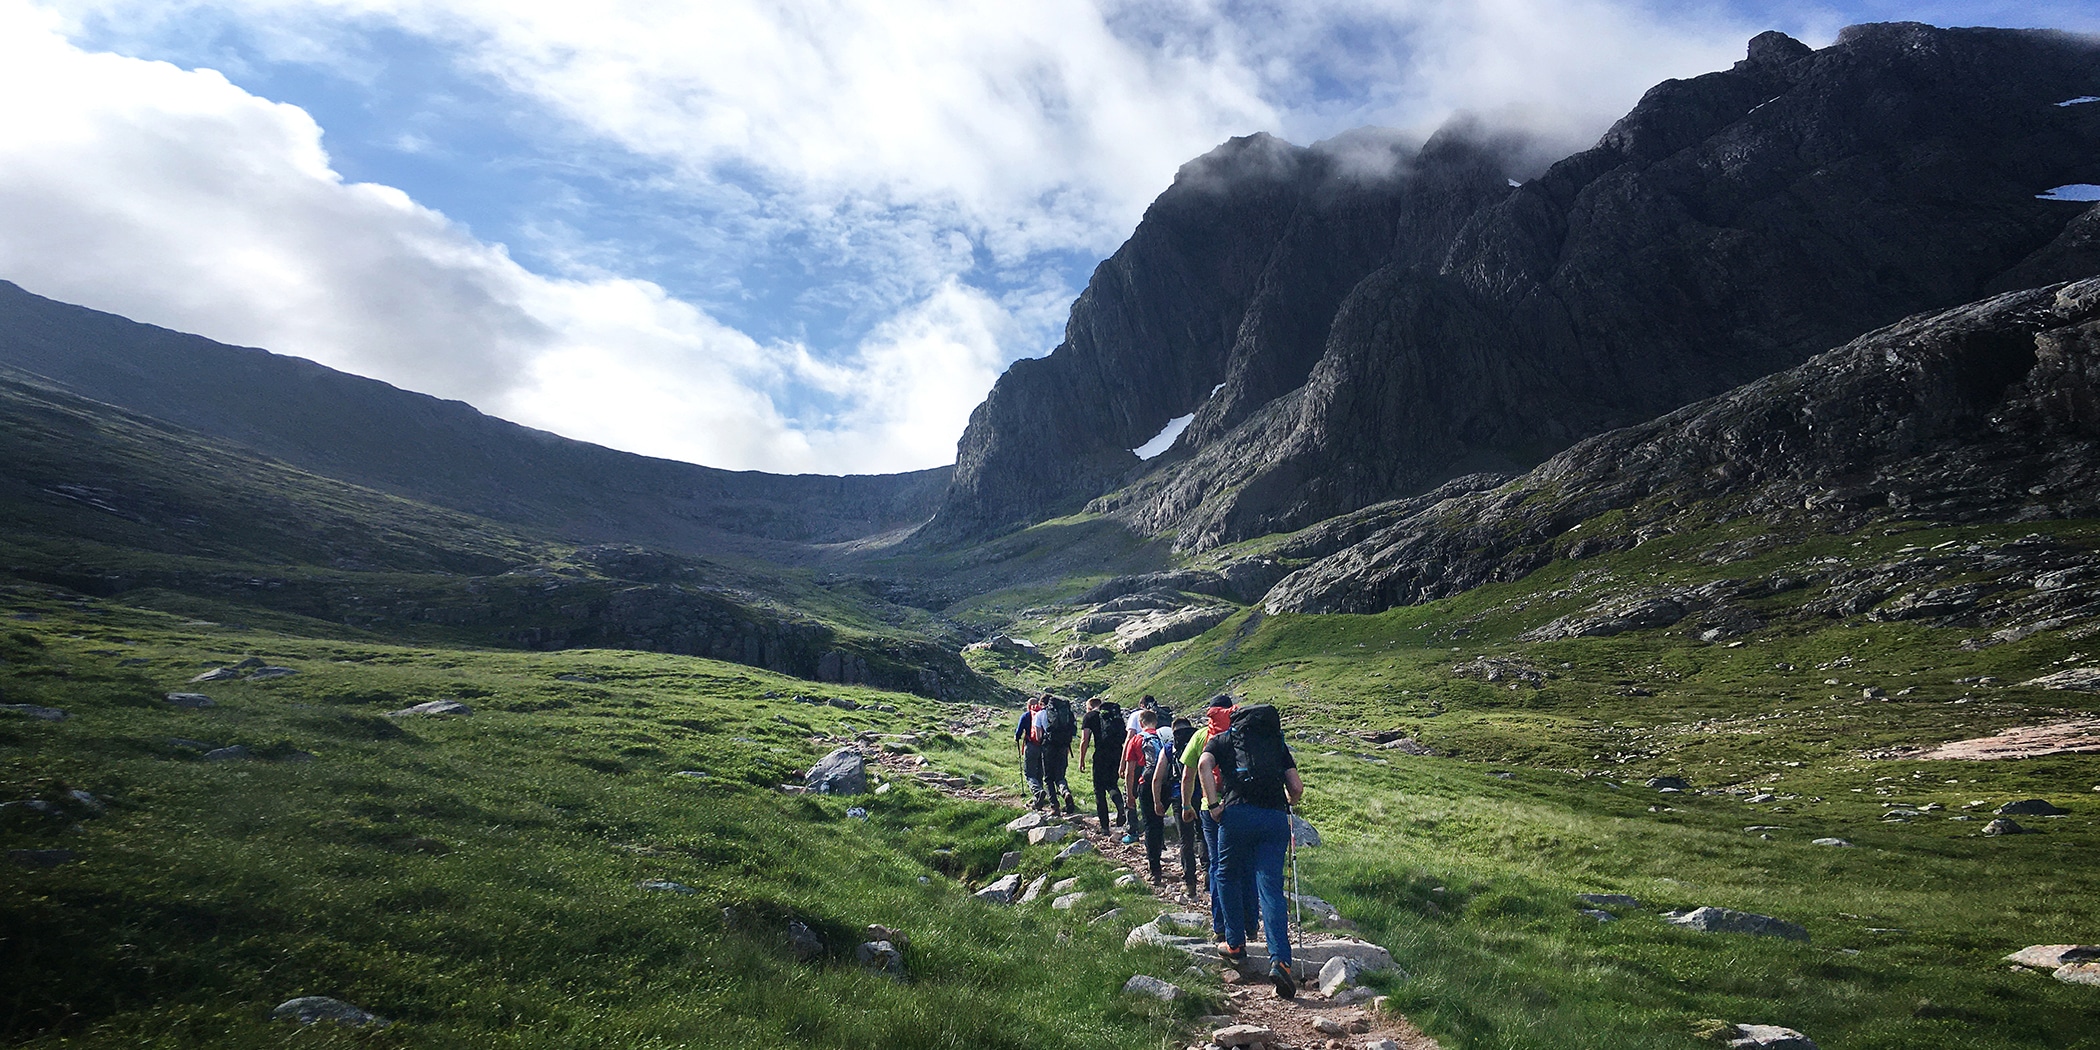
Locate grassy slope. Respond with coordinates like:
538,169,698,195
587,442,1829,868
0,591,1210,1048
979,516,2100,1049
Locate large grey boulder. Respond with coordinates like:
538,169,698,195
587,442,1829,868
271,997,387,1027
1121,974,1182,1001
2005,944,2100,967
1663,906,1808,942
1996,799,2067,816
805,748,868,795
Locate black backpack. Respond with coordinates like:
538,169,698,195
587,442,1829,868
1047,697,1078,745
1224,704,1288,801
1095,702,1125,753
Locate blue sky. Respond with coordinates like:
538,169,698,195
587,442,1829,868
0,1,2094,474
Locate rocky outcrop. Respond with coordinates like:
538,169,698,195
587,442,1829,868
935,25,2100,549
1267,279,2100,614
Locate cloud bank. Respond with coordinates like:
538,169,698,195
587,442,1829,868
0,0,1828,474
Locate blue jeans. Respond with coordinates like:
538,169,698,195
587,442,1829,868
1218,804,1292,966
1202,809,1257,940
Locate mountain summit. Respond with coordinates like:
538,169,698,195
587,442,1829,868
930,24,2100,549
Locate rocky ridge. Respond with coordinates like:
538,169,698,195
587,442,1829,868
934,25,2100,551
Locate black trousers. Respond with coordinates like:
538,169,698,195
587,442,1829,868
1137,789,1166,883
1091,762,1124,827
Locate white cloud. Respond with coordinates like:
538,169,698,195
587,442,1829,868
1,0,1807,475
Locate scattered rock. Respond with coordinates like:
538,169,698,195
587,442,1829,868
1724,1023,1819,1049
1365,1040,1400,1050
806,747,868,795
1006,811,1051,833
1811,838,1852,847
387,700,470,717
1982,818,2029,836
1522,596,1687,642
873,782,892,795
1090,908,1124,924
999,850,1022,871
1996,799,2067,816
1646,776,1691,791
1028,824,1071,845
1378,737,1433,755
1289,814,1321,847
1662,906,1809,942
845,807,868,820
2018,668,2100,691
1312,1015,1348,1035
2004,945,2100,968
786,921,824,962
270,997,387,1027
6,848,75,868
1052,877,1080,893
976,873,1023,904
1580,908,1616,922
1122,974,1182,1001
1211,1023,1275,1048
1576,893,1642,909
203,745,253,762
162,692,216,709
1020,874,1051,904
188,668,240,683
1051,891,1088,910
1111,607,1234,653
856,939,906,979
1056,838,1095,861
1317,954,1386,995
0,704,66,721
638,880,696,895
2057,962,2100,986
1054,644,1114,671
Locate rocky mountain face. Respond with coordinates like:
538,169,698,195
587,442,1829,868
933,24,2100,550
0,281,948,555
1263,277,2100,617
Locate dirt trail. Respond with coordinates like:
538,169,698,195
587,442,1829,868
873,746,1439,1050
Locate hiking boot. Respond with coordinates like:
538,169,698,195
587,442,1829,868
1218,944,1247,970
1268,961,1296,999
1120,832,1135,845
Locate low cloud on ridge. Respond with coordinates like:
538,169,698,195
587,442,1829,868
1,0,1794,474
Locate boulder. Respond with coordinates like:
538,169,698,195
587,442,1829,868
270,997,387,1027
1211,1024,1274,1048
2005,945,2100,967
1051,891,1088,910
188,667,239,683
1576,893,1643,909
975,873,1023,904
1121,974,1182,1001
805,747,868,795
2057,962,2100,986
0,704,66,721
163,692,215,709
1811,838,1852,847
1289,814,1321,847
1005,811,1051,833
1020,874,1050,904
855,939,906,979
1027,824,1071,846
1111,607,1234,653
1725,1023,1819,1049
998,850,1022,871
1982,818,2029,836
1055,838,1094,861
1317,954,1388,995
1645,776,1691,791
388,700,470,717
786,921,824,962
1054,644,1114,671
1662,906,1809,942
1996,799,2067,816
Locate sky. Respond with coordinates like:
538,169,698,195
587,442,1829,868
0,1,2095,476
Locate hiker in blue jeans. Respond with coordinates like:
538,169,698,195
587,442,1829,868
1181,695,1255,944
1198,703,1305,997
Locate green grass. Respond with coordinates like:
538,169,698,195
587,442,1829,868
0,593,1211,1048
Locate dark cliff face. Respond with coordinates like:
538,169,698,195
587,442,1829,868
933,23,2100,548
1263,277,2100,614
0,281,950,554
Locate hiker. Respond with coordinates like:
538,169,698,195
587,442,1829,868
1077,696,1127,829
1163,716,1202,895
1042,694,1079,814
1124,694,1158,737
1180,694,1255,943
1014,695,1051,809
1198,702,1305,998
1131,708,1170,884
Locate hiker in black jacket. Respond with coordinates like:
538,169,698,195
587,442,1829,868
1077,696,1126,828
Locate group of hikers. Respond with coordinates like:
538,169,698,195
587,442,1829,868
1014,691,1307,997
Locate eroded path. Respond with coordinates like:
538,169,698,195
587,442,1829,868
871,742,1439,1050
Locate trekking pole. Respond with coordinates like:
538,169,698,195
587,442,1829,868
1288,803,1302,976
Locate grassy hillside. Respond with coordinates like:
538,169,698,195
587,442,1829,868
950,515,2100,1049
0,592,1212,1048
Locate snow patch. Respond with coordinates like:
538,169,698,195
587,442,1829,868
2056,96,2100,106
1211,382,1226,397
2037,184,2100,202
1133,413,1194,460
1506,178,1522,188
